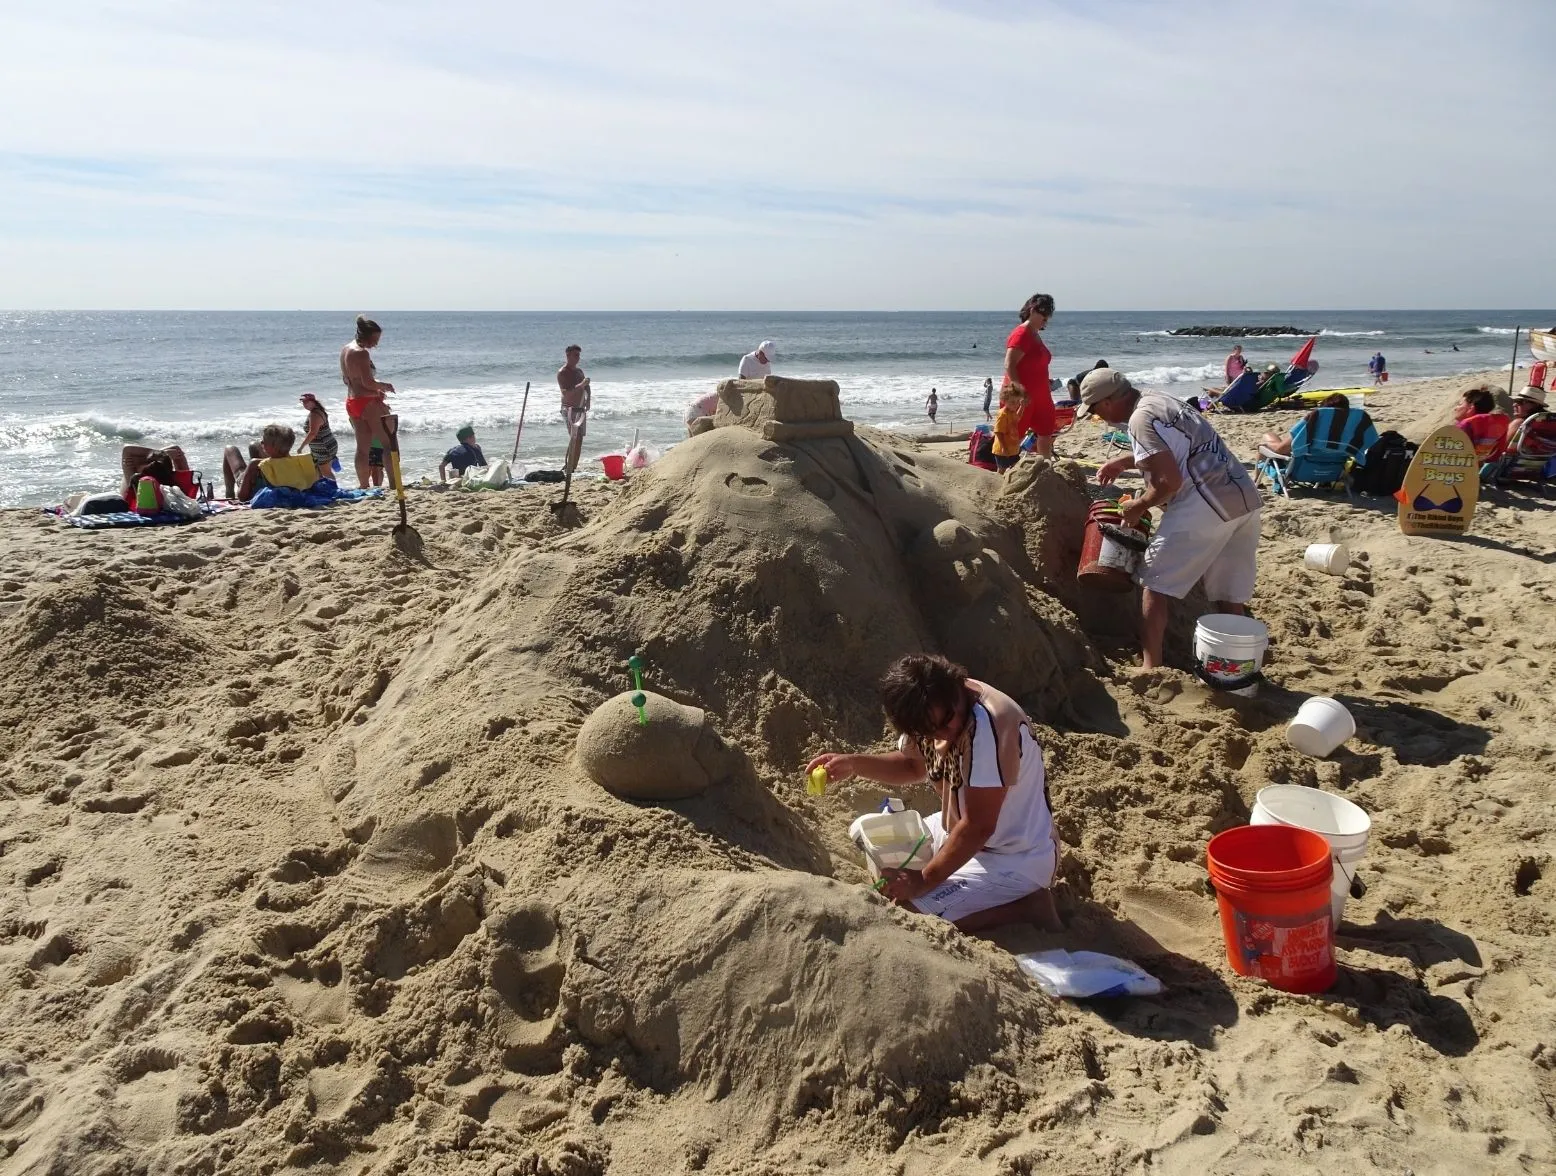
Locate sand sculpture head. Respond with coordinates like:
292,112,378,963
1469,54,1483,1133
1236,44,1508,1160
576,690,738,801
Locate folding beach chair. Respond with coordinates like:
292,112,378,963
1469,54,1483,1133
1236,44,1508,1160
1486,414,1556,489
1256,405,1379,497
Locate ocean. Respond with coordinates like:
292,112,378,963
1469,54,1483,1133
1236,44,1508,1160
0,309,1547,508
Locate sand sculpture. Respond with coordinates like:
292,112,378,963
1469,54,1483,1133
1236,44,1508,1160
575,690,737,800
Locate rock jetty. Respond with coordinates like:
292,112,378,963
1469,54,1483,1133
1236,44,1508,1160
1169,325,1317,337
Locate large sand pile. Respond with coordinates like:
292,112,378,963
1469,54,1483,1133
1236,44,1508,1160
0,376,1553,1174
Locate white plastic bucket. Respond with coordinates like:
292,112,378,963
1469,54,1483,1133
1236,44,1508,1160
848,810,933,880
1303,542,1350,575
1251,784,1371,926
1287,696,1356,757
1193,614,1269,696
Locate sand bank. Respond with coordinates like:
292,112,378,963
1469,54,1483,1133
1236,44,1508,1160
0,370,1551,1174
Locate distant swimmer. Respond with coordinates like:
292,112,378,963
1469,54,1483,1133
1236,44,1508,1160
558,344,591,473
738,340,775,380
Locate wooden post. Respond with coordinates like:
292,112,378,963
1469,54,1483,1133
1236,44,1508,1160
1509,327,1522,397
510,382,531,462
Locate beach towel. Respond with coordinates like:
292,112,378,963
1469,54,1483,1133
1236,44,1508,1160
249,480,382,509
45,500,242,529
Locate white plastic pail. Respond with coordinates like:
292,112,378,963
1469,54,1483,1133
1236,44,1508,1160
1304,542,1350,575
848,810,933,880
1251,784,1371,926
1287,696,1357,757
1193,614,1269,696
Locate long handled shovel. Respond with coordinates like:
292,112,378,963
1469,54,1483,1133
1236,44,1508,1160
552,409,585,516
510,382,531,463
383,414,418,549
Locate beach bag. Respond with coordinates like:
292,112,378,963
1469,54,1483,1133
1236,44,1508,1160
160,486,203,519
1350,431,1414,496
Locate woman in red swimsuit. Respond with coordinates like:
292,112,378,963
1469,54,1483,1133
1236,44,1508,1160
340,315,395,490
1002,293,1056,457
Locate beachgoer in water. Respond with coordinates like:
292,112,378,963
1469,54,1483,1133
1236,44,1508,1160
926,387,938,424
439,425,488,483
991,387,1027,471
1225,344,1248,384
1082,370,1260,670
807,653,1061,933
119,444,189,500
737,340,775,380
1454,387,1510,461
1002,294,1056,457
1257,393,1354,457
981,377,994,419
341,316,395,490
297,393,339,482
558,344,591,473
222,424,296,503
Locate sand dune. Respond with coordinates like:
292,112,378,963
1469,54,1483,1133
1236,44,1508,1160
0,371,1552,1174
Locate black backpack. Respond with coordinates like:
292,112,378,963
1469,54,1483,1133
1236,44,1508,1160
1350,431,1415,496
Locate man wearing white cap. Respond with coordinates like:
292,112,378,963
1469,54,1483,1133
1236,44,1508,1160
738,340,776,380
1076,369,1261,670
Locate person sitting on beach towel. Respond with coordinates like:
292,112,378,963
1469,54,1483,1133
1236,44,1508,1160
439,425,488,483
222,424,296,503
120,444,190,501
807,654,1061,934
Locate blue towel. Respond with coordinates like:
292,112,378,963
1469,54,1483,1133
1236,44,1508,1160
250,479,383,510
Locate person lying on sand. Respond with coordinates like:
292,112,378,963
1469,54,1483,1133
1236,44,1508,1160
1257,392,1353,457
222,424,296,503
120,444,189,500
807,653,1062,934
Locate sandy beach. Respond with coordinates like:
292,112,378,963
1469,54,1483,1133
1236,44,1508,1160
0,369,1552,1175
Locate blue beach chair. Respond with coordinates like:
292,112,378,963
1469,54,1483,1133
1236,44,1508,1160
1256,405,1379,497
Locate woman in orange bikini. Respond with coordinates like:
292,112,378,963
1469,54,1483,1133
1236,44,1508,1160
340,315,395,489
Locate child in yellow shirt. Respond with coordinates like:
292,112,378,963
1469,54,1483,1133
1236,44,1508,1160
991,388,1028,471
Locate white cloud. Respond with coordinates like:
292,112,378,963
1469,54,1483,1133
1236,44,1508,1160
0,0,1551,308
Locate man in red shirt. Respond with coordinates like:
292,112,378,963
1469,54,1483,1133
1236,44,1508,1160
1002,293,1056,456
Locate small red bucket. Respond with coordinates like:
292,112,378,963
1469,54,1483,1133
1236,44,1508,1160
1207,825,1336,993
599,453,626,481
1077,500,1150,592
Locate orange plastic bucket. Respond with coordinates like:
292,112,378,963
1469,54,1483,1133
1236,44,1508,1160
1206,825,1336,993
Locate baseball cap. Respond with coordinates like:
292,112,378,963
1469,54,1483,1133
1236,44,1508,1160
759,340,776,359
1074,369,1136,420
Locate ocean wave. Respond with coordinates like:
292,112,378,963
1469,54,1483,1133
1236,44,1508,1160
1477,326,1518,334
1121,362,1222,386
1319,329,1386,337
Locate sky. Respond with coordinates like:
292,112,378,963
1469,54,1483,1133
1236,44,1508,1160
0,0,1551,311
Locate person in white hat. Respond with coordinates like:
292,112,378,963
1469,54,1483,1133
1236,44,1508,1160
738,340,776,380
1077,369,1262,670
1507,385,1552,452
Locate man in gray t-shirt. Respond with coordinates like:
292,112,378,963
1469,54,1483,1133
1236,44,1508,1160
1076,371,1262,669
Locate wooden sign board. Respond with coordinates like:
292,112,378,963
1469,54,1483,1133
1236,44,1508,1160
1399,424,1479,537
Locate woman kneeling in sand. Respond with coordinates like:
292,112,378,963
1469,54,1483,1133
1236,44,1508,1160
809,654,1061,934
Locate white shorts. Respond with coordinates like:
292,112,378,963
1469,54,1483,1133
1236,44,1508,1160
910,813,1056,924
1139,508,1261,602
